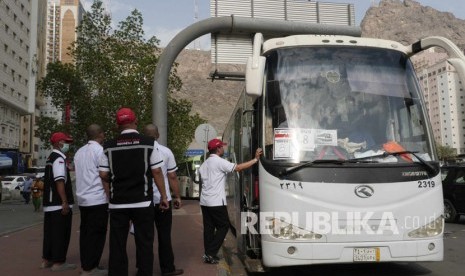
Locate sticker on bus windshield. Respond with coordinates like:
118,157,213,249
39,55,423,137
273,128,338,160
273,128,295,159
273,128,316,159
314,129,338,146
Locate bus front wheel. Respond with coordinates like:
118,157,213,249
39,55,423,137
444,199,458,223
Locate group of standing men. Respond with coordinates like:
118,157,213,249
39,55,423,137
38,106,264,276
40,107,183,276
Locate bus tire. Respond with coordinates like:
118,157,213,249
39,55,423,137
444,199,458,223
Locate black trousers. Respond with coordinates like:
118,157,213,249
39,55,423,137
154,202,175,273
79,204,108,271
22,192,31,204
109,204,154,276
42,209,73,263
201,205,230,257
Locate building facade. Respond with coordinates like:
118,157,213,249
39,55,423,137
0,0,47,173
415,49,465,155
0,0,84,172
38,0,84,166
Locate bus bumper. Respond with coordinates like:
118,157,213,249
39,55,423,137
261,238,443,267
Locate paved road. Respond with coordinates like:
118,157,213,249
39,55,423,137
221,218,465,276
0,199,224,276
3,198,464,275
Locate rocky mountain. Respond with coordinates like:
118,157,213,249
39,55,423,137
172,50,244,136
361,0,465,49
172,0,465,136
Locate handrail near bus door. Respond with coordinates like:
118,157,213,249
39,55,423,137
411,36,465,84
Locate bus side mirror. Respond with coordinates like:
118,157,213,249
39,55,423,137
246,56,266,97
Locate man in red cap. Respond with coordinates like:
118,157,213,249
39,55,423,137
41,132,76,271
199,138,262,264
99,107,169,276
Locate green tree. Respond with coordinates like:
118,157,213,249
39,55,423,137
37,62,91,148
166,96,205,162
37,0,205,161
436,143,457,162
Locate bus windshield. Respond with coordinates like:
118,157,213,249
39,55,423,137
263,46,435,163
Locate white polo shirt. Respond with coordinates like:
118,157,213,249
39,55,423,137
199,154,236,207
74,140,107,206
153,143,177,204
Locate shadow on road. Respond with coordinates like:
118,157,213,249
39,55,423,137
252,262,432,276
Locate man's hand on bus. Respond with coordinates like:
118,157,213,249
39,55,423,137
255,148,263,161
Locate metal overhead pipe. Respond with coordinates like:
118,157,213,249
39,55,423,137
152,15,361,146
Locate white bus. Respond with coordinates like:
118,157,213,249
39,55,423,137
222,34,465,268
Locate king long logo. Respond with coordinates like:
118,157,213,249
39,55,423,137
354,185,374,198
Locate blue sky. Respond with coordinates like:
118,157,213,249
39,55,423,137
81,0,465,50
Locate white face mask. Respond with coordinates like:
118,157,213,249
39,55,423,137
60,143,70,153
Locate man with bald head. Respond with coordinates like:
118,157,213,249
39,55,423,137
144,124,183,276
74,124,108,276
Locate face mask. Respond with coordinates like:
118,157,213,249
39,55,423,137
61,143,70,153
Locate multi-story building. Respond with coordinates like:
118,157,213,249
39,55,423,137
0,0,47,173
415,49,465,155
38,0,84,165
0,0,84,172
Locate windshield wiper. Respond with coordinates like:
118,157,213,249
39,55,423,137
280,150,438,177
349,150,438,175
279,159,344,177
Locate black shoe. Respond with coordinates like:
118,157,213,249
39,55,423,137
202,254,219,264
162,268,184,276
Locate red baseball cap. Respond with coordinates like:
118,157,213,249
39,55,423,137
208,138,226,151
50,132,73,144
116,107,137,125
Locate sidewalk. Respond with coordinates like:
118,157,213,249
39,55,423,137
0,200,222,276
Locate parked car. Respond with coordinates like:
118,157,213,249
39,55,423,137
0,175,27,191
441,165,465,222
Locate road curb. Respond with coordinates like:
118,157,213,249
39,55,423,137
218,230,248,276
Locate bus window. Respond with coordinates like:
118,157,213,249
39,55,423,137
264,46,433,163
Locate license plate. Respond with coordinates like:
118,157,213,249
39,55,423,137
353,247,380,262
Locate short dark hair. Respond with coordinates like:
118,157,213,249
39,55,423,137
86,124,103,140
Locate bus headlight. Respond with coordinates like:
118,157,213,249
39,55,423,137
270,219,323,240
407,216,443,238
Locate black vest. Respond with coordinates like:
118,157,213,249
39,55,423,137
43,151,74,206
103,132,156,204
